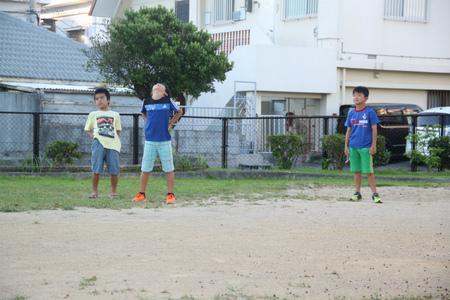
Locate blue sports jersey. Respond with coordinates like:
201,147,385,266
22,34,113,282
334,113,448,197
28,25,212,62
141,96,180,142
345,106,380,149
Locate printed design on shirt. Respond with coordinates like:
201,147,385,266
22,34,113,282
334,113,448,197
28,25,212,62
350,113,369,127
96,116,115,138
145,103,170,111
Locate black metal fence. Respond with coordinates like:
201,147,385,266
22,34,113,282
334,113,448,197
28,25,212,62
0,111,448,171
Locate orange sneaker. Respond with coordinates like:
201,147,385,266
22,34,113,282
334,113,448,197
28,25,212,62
166,193,175,204
132,192,146,202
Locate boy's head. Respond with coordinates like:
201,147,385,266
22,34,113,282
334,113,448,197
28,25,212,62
94,87,110,100
352,86,369,106
152,83,172,99
94,87,110,107
352,86,369,98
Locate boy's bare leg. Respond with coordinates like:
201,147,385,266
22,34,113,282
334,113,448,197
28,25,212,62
92,173,100,194
165,171,175,194
110,174,118,194
140,171,150,193
366,173,377,194
354,171,362,192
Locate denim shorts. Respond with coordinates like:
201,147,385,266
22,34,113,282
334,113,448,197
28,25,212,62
141,140,174,173
91,139,120,175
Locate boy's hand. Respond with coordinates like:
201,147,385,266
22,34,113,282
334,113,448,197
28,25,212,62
344,147,349,157
369,145,377,155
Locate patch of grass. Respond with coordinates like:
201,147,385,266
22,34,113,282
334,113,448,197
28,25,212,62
79,276,97,290
0,175,448,212
8,295,29,300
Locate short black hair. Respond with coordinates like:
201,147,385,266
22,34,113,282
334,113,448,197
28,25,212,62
353,86,369,97
160,83,172,98
94,87,110,100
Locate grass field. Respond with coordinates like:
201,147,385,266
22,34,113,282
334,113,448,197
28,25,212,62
1,169,448,212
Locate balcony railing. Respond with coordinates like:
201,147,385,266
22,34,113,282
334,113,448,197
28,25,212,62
210,29,250,57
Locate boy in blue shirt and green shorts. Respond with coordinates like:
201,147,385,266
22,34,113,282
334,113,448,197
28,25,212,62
132,83,183,204
344,86,382,203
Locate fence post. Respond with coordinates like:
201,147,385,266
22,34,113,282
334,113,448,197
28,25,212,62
133,114,140,165
221,118,228,169
33,112,40,164
411,115,417,172
322,117,329,161
438,115,444,172
323,117,329,136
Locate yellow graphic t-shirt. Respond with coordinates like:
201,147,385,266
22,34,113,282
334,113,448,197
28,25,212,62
84,110,122,153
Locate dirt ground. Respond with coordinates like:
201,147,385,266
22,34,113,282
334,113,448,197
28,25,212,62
0,185,449,300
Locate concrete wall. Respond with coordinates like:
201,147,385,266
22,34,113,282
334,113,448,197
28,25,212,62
0,91,40,112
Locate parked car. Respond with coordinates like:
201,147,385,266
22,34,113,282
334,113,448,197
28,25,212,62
336,103,423,160
405,106,450,155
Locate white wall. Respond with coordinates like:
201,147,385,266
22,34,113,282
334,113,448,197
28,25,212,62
339,0,450,61
193,44,336,111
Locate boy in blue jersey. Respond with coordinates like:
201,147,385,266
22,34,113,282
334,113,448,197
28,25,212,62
344,86,382,203
132,83,183,204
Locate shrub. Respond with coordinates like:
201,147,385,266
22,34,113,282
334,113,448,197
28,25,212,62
266,134,305,170
321,134,389,170
428,136,450,169
405,124,444,170
320,134,346,170
45,140,83,166
373,135,390,167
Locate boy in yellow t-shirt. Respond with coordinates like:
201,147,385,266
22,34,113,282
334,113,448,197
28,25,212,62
84,88,122,198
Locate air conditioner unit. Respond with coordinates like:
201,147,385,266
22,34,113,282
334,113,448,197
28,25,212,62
232,11,240,21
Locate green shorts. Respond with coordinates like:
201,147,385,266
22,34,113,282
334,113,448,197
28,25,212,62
349,147,373,174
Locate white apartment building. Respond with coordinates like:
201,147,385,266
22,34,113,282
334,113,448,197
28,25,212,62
90,0,450,116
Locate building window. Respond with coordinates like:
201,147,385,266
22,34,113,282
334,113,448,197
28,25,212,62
384,0,430,22
213,0,234,24
67,29,85,43
428,91,450,108
281,0,318,20
175,0,189,24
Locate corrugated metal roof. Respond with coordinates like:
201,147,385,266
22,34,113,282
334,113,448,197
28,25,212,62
0,81,132,93
0,11,102,82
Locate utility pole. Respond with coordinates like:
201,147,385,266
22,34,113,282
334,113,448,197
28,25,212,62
27,0,40,26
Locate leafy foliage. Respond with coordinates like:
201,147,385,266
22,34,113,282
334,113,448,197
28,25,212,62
320,134,346,170
266,134,306,169
428,136,450,169
373,135,390,167
405,124,445,170
84,6,234,100
321,134,389,170
45,140,83,166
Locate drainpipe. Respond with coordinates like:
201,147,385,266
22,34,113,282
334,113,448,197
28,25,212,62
341,68,346,105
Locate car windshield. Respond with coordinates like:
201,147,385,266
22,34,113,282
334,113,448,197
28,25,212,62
417,114,450,127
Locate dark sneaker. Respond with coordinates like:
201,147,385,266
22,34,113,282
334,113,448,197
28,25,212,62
372,193,382,203
349,192,362,201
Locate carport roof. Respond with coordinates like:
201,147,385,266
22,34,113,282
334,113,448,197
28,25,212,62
0,11,102,82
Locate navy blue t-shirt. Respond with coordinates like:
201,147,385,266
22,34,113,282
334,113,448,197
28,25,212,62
141,96,180,142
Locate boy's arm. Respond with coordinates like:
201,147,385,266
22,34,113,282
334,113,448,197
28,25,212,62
169,109,183,130
84,115,94,140
116,130,121,137
85,130,94,140
369,124,377,155
141,112,147,123
344,127,351,156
